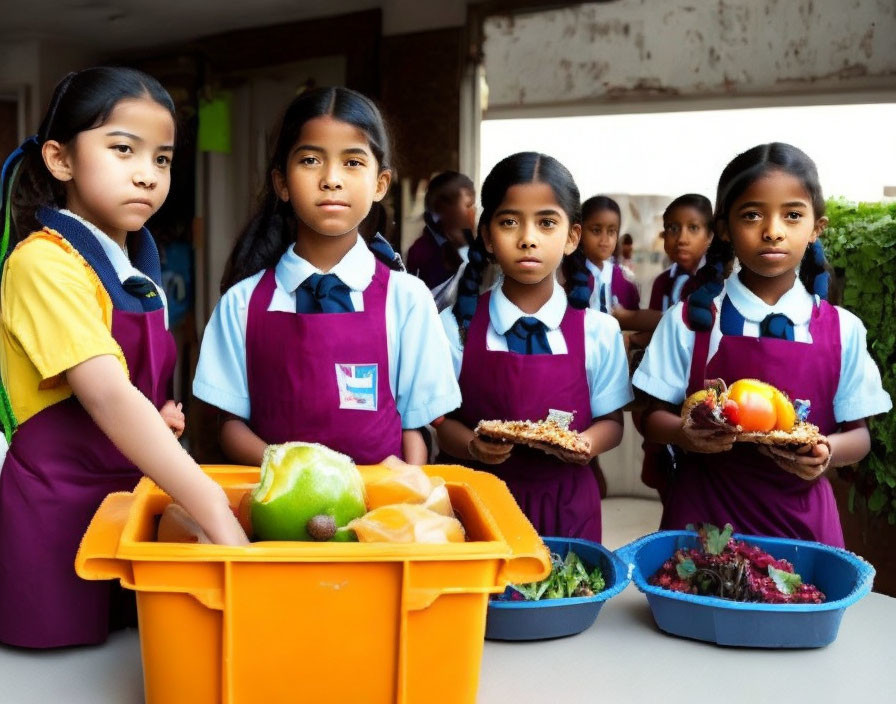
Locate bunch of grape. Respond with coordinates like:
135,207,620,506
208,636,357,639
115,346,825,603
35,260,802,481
648,525,825,604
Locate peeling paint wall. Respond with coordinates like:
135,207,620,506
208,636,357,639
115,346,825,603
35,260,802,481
484,0,896,111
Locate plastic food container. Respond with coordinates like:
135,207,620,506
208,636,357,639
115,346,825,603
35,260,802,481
485,536,630,641
616,530,875,648
76,465,550,704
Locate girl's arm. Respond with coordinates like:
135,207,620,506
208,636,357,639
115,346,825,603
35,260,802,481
612,306,663,333
760,419,870,481
67,355,248,545
642,396,737,453
219,414,267,466
401,429,429,465
436,416,513,465
578,410,625,459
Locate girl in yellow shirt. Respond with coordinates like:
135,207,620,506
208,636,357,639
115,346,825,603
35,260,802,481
0,67,247,649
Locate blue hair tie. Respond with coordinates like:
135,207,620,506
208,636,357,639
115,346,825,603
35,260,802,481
687,278,723,331
367,233,405,272
809,240,829,299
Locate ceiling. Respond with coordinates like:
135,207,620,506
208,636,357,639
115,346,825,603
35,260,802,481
1,0,388,53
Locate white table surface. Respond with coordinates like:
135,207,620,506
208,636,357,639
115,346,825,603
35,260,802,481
1,583,893,704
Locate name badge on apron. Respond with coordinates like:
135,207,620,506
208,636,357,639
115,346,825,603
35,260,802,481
335,363,379,411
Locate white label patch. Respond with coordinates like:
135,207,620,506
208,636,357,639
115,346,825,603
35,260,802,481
335,363,378,411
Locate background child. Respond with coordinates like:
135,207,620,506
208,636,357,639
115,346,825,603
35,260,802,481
632,142,892,546
406,170,476,290
635,193,715,494
0,67,247,649
564,195,640,314
436,152,632,542
193,87,459,467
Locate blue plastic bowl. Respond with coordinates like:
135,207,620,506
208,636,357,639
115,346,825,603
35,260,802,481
615,530,875,648
485,537,630,641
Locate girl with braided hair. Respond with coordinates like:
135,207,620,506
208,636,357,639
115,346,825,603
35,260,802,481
633,142,891,545
436,152,632,542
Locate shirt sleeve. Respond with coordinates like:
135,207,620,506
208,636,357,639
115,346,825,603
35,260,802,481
192,283,253,419
584,310,634,418
632,302,695,405
1,237,121,379
833,307,893,422
438,306,464,378
390,273,462,428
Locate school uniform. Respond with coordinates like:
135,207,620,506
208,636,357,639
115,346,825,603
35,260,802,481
648,262,700,312
641,260,702,495
0,207,175,648
193,235,461,464
633,273,892,546
584,258,640,312
406,223,456,290
440,278,633,541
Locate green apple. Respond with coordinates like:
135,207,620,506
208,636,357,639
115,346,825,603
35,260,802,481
250,442,367,541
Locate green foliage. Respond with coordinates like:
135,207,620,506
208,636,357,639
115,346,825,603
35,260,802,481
823,198,896,523
510,550,605,600
768,565,803,595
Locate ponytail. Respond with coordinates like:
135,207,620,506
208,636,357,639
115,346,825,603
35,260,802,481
685,235,733,330
799,239,833,301
451,230,490,342
562,248,591,309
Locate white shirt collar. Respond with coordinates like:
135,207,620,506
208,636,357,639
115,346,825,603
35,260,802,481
489,275,567,335
59,209,143,284
275,235,375,293
725,271,814,325
585,257,614,285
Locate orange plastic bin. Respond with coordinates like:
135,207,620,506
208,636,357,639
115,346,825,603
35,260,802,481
76,465,550,704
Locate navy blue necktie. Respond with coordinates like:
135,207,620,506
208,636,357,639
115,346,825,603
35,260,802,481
506,316,551,355
296,273,354,314
122,276,164,312
759,313,795,341
598,283,608,313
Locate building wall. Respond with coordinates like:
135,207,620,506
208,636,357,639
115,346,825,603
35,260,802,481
483,0,896,113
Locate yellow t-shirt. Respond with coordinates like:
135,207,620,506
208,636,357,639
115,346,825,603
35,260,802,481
0,229,127,425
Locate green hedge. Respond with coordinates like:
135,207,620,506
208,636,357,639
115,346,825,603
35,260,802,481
822,199,896,524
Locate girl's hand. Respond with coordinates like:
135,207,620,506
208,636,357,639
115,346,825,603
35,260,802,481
468,435,513,465
160,401,185,439
611,305,636,328
679,426,737,454
758,437,831,481
540,438,592,465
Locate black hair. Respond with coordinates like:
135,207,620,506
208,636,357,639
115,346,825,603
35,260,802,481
663,193,713,229
686,142,834,330
563,194,622,309
621,232,633,245
220,87,399,291
452,152,580,336
0,66,176,443
424,170,475,213
581,195,621,225
1,67,176,257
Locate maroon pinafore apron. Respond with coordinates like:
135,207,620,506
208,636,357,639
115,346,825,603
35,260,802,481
449,291,601,541
245,261,402,464
0,255,176,647
661,300,844,546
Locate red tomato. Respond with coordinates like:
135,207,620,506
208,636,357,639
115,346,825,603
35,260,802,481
727,380,777,432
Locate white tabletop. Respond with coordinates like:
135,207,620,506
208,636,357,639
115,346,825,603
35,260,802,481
1,583,893,704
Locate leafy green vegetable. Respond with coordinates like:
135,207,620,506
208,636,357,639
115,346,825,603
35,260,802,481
701,523,733,555
509,550,606,600
676,558,696,579
768,565,803,595
823,199,896,524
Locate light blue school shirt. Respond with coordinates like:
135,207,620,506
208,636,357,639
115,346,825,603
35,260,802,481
193,236,461,428
632,273,892,422
60,209,169,327
439,277,634,419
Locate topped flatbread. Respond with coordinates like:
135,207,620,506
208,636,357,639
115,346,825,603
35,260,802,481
474,419,591,464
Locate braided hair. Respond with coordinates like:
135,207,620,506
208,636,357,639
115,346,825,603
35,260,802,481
452,152,581,338
686,142,834,330
220,87,400,291
563,195,621,309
